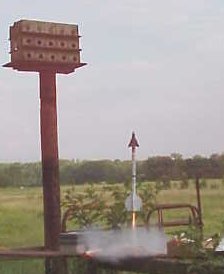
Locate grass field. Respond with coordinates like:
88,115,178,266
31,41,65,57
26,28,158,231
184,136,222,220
0,180,223,273
157,179,224,236
0,180,223,248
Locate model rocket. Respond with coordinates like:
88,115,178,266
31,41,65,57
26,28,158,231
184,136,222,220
125,132,142,212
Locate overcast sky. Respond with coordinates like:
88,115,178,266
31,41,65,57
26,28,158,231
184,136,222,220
1,0,224,162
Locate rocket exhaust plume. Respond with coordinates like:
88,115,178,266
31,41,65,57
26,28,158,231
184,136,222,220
132,212,136,229
125,132,142,227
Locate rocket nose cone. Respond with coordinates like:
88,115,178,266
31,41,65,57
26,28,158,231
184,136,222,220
128,132,139,148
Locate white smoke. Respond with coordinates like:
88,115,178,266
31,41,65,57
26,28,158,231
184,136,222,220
78,227,168,262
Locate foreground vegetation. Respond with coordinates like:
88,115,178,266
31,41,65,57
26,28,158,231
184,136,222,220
0,179,223,249
0,180,224,273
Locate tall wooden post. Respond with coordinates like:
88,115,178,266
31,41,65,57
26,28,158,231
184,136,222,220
4,19,86,253
195,176,203,233
40,71,61,250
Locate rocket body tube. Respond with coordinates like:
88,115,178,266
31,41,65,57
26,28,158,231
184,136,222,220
125,132,142,212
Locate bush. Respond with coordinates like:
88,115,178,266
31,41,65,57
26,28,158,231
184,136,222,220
179,172,189,189
200,178,207,189
61,182,160,230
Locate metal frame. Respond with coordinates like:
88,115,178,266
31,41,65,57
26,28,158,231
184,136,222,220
146,203,203,229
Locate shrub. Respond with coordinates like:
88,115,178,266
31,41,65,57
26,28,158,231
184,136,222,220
61,182,160,230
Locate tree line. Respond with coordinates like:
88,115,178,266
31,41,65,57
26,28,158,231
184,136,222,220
0,153,224,187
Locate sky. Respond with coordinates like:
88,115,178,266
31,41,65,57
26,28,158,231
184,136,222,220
1,0,224,162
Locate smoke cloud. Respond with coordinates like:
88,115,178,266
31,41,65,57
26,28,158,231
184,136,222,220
78,227,168,262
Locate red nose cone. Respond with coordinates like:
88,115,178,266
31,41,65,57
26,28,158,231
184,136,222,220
128,132,139,148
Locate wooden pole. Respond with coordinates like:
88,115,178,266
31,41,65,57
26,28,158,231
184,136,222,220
195,176,203,233
39,71,61,250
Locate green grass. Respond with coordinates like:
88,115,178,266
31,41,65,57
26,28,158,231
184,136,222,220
0,187,43,248
156,181,224,236
0,259,44,274
0,181,223,273
0,180,223,248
